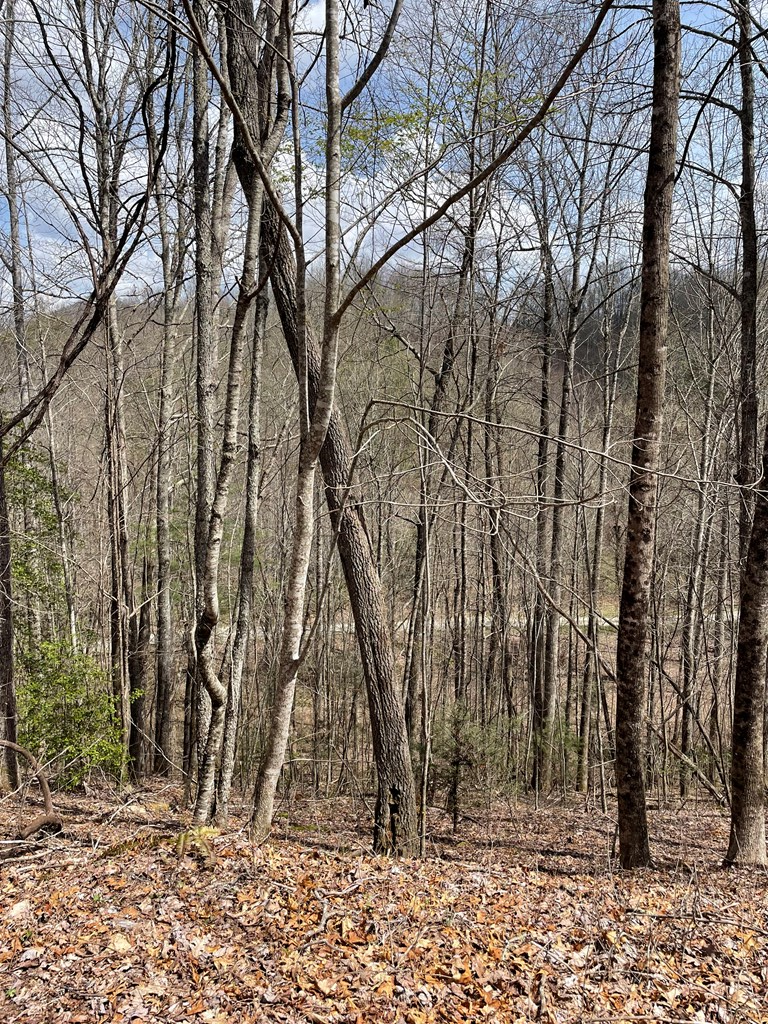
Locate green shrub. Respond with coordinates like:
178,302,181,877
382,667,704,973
429,706,515,804
17,641,125,788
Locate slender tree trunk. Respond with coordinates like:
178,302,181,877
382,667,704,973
193,189,261,823
191,4,218,781
735,0,758,565
540,322,576,791
578,312,622,792
484,305,511,746
252,0,345,837
129,558,153,777
44,397,78,653
0,435,19,789
725,419,768,866
405,237,473,742
259,204,417,853
531,232,553,794
680,327,717,796
3,0,41,646
154,309,178,772
216,268,267,822
104,298,135,770
151,115,188,772
615,0,680,868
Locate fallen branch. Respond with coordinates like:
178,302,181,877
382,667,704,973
0,740,62,838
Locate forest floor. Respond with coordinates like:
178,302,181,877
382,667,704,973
1,783,767,1024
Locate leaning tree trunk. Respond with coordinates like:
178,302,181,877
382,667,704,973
260,203,417,854
0,741,60,837
251,0,347,839
222,0,416,852
615,0,680,869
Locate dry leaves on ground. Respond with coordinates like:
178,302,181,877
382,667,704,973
1,787,767,1024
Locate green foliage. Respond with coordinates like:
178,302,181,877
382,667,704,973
429,706,515,800
17,640,124,789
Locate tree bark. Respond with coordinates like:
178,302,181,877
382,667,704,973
216,283,267,822
129,558,153,777
615,0,680,868
190,0,218,781
0,434,19,789
735,0,758,565
193,188,261,824
148,44,189,772
725,419,768,866
220,0,416,853
260,203,417,853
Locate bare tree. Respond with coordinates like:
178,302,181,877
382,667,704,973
615,0,681,868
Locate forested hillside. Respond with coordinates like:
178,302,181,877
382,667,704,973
0,0,766,873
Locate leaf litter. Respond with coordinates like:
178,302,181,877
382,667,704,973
1,785,767,1024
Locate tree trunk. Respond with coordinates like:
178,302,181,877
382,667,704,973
260,203,417,853
735,0,758,565
531,228,553,794
615,0,680,869
104,297,135,770
149,71,188,772
725,419,768,866
3,0,41,647
220,0,415,852
577,300,624,793
193,188,261,824
252,0,346,837
216,270,267,823
680,318,717,797
191,2,218,781
0,435,19,789
129,558,153,777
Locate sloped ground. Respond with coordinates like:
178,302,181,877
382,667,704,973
1,785,766,1023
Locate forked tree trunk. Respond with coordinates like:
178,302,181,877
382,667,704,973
216,284,267,823
221,0,416,851
259,204,417,854
615,0,680,869
193,190,261,824
251,0,345,838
